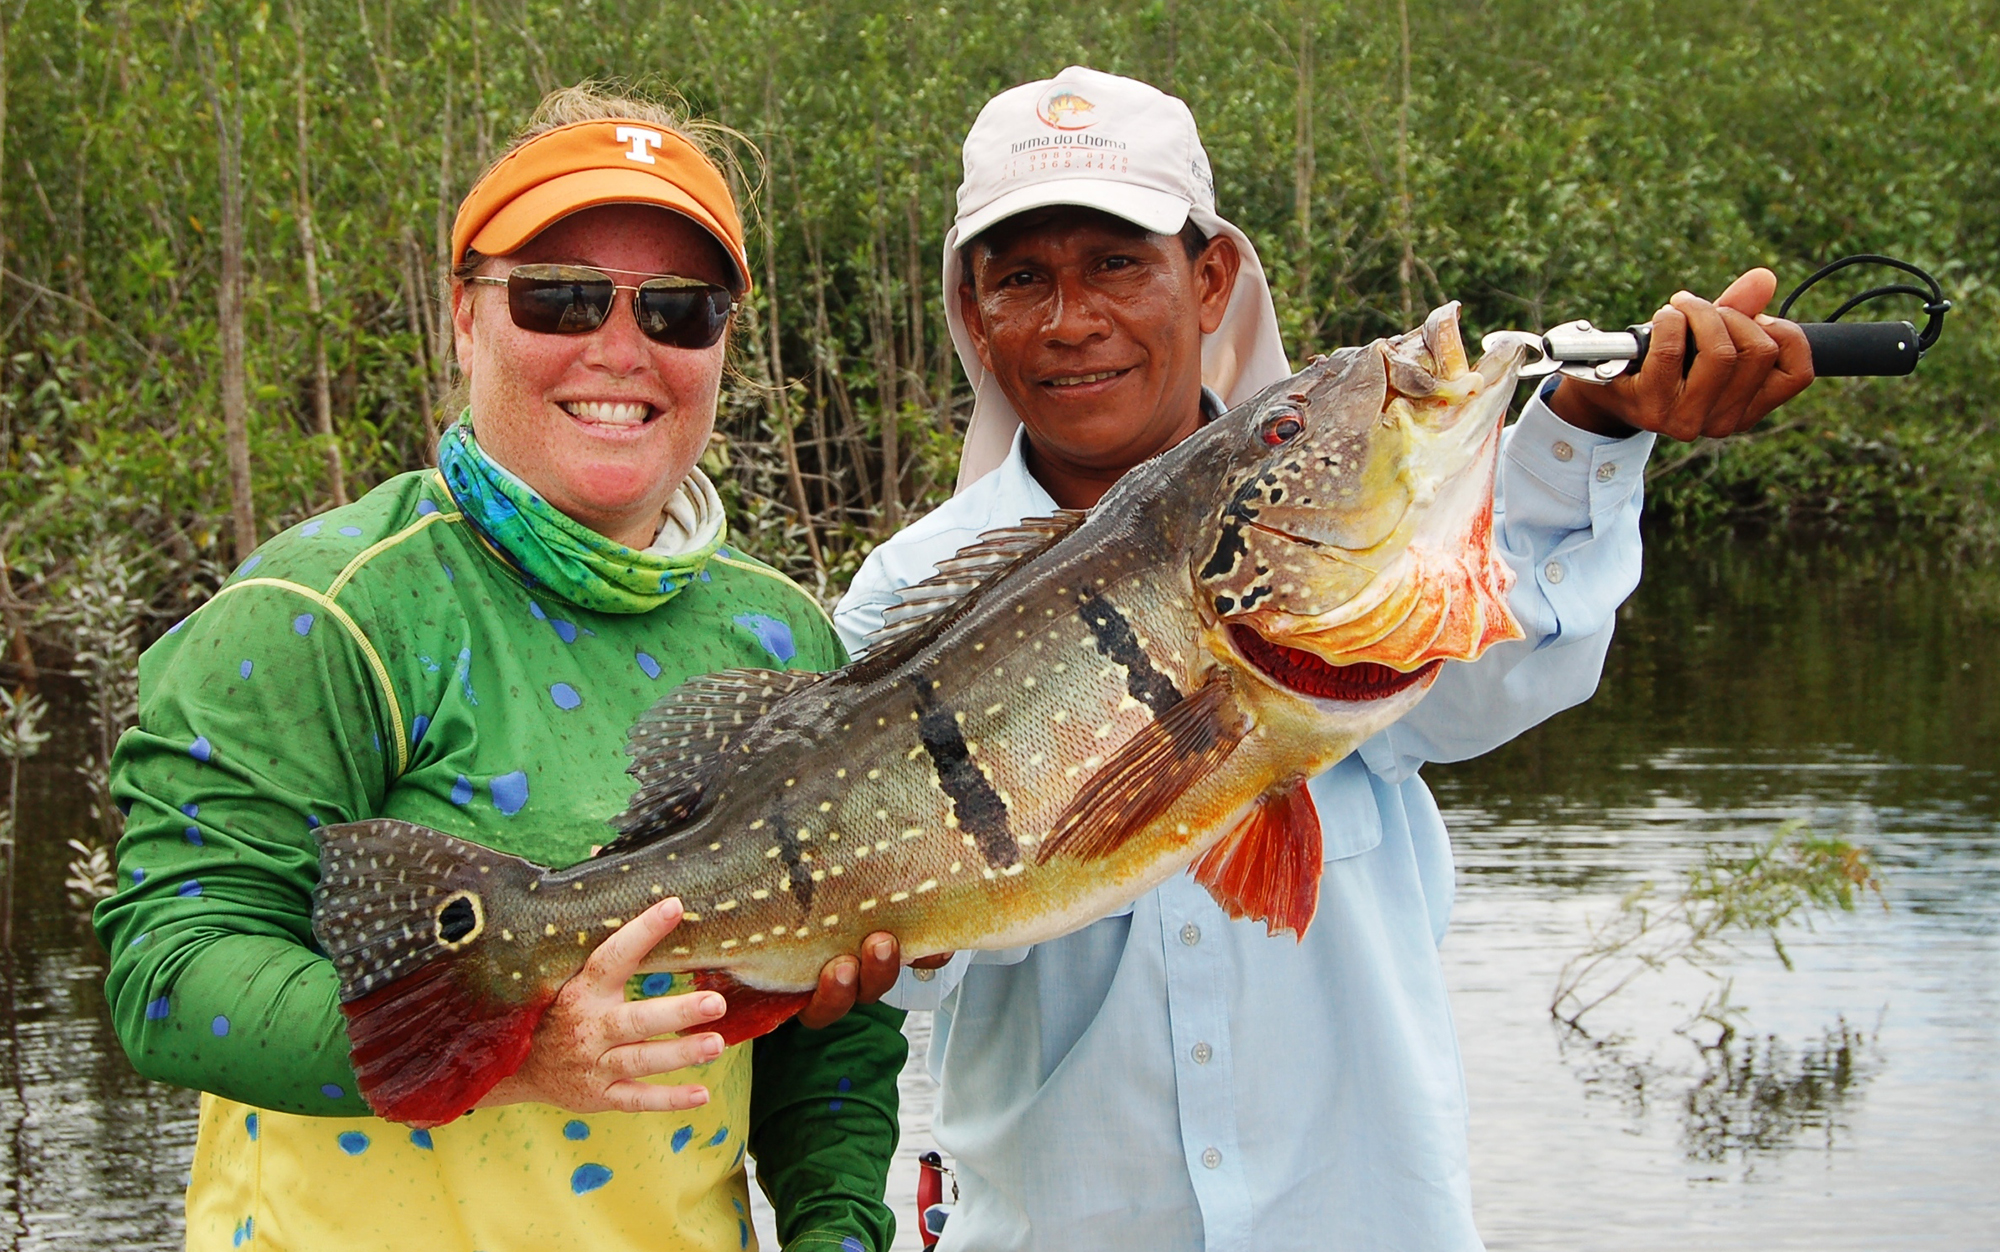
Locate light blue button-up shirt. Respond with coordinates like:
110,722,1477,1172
835,393,1655,1252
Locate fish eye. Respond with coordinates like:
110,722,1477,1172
1262,412,1305,446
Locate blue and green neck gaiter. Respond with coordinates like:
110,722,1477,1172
437,417,726,615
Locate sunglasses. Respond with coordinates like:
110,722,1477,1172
471,263,737,349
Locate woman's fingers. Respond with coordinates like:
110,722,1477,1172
601,1079,713,1114
606,1032,725,1082
476,902,722,1114
618,989,726,1041
576,896,684,990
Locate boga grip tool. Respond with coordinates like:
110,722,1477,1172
1482,254,1951,384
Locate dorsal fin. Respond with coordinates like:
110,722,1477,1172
864,510,1089,653
604,668,826,852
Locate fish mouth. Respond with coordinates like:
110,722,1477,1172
1228,624,1440,702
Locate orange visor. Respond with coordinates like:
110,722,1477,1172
450,119,749,292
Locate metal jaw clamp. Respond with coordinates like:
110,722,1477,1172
1480,323,1640,383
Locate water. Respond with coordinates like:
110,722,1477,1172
6,538,1997,1249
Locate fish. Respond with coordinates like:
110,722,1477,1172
311,303,1528,1127
1039,91,1096,128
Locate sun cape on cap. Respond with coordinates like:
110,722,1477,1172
450,118,750,291
945,65,1292,491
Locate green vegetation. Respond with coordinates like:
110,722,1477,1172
2,0,1994,666
1551,821,1886,1029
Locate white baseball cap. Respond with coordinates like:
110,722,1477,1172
944,66,1293,491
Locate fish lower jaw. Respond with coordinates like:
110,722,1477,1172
1226,623,1443,702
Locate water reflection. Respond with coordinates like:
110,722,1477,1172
1440,537,2000,1249
1553,1011,1884,1173
4,537,1997,1249
1679,1017,1881,1169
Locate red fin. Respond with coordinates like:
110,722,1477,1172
1037,675,1247,865
1190,780,1324,938
688,971,814,1045
340,958,555,1129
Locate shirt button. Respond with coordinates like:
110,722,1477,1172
1543,560,1565,584
1596,462,1618,482
912,966,936,982
1201,1147,1223,1170
1191,1042,1213,1064
1180,923,1202,947
1552,440,1574,462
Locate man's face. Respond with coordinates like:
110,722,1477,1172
958,206,1238,483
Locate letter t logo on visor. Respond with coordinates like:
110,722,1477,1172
615,126,662,164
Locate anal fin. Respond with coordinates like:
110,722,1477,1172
687,970,815,1045
1036,674,1247,865
1190,780,1324,938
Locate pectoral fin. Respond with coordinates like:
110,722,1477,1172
1035,674,1247,865
1190,780,1324,938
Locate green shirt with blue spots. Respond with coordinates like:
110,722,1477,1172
96,468,904,1252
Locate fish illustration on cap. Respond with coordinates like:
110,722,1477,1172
1037,89,1096,129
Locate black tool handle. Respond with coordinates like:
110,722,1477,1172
1627,319,1921,377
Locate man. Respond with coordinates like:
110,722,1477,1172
832,67,1810,1250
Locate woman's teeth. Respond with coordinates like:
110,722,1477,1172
561,400,652,426
1046,370,1123,387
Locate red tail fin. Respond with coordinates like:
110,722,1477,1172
339,958,555,1128
1190,780,1324,938
687,970,815,1045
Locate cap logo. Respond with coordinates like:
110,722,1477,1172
615,125,663,165
1036,88,1097,131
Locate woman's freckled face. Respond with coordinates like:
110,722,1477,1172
450,202,738,549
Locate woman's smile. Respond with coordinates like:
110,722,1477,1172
452,202,738,548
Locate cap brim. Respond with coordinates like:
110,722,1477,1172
956,179,1191,245
467,167,750,290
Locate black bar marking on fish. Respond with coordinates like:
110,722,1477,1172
908,673,1019,869
1200,477,1272,582
1078,594,1183,716
1199,521,1248,581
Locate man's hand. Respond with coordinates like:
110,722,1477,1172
798,933,955,1029
1547,268,1814,442
477,897,724,1114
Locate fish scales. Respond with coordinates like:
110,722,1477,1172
313,305,1533,1126
633,535,1208,984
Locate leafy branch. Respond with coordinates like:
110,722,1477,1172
1551,821,1886,1029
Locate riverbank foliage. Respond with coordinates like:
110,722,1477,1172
2,0,1995,667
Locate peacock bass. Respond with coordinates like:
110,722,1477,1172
312,303,1528,1127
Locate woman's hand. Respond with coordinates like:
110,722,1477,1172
475,897,725,1114
797,933,955,1028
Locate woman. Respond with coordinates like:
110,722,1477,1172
96,87,904,1252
